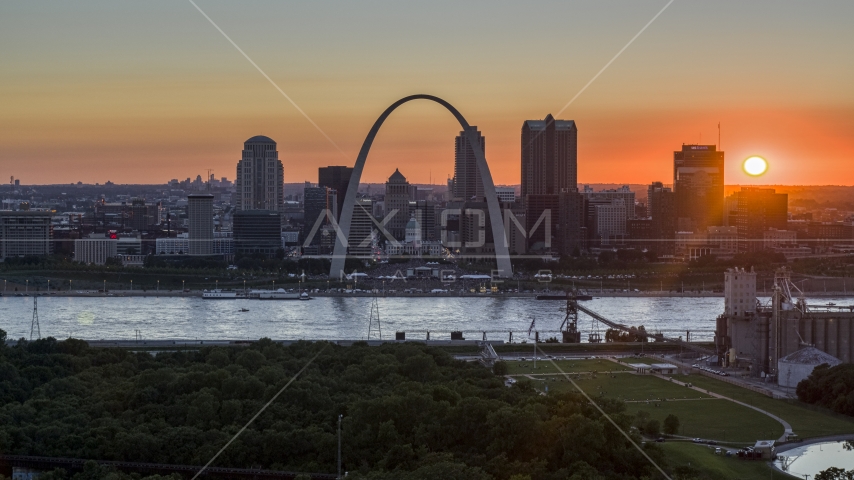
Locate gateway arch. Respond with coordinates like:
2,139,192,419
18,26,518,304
330,94,513,278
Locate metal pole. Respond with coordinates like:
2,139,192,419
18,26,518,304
337,414,343,479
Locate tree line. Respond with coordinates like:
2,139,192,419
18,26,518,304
0,329,681,479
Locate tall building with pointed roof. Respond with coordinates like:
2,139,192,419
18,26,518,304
385,168,411,241
453,126,486,201
521,114,577,198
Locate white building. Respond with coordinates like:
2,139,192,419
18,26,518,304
591,200,627,244
764,228,797,249
385,215,447,257
583,185,635,225
778,346,841,388
724,267,757,317
156,233,190,255
495,187,516,203
74,234,117,265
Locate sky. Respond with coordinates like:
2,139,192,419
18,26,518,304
1,0,853,187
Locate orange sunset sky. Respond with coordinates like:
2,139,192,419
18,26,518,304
1,1,853,186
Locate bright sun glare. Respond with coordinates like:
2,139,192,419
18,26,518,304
743,156,768,176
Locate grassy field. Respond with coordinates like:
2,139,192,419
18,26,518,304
661,442,798,480
528,374,781,441
534,372,710,401
672,373,854,439
506,358,631,375
625,400,783,443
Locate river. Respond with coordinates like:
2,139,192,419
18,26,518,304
2,295,853,342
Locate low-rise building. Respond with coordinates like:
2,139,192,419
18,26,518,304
74,234,117,265
0,211,53,259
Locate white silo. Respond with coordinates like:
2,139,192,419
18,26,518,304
778,346,841,389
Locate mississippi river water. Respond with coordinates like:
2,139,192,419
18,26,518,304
2,295,853,342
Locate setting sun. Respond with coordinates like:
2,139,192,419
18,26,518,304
743,156,768,176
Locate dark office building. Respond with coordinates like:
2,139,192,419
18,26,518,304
318,166,353,221
521,115,577,198
412,200,437,242
647,182,677,254
525,194,560,251
558,190,585,255
234,210,282,257
303,185,337,246
733,187,788,253
453,127,486,201
628,218,654,251
673,145,724,232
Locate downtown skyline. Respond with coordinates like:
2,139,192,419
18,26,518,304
2,1,853,186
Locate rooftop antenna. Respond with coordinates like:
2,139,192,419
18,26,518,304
718,122,721,150
31,296,41,340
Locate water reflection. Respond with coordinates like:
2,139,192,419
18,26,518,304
0,295,851,342
775,440,854,478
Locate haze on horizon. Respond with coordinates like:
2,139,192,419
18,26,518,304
1,0,852,187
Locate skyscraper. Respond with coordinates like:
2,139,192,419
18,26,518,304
318,166,353,221
673,144,724,232
235,136,284,212
302,183,337,248
521,114,577,198
349,198,374,258
385,169,411,241
187,194,214,255
453,126,485,201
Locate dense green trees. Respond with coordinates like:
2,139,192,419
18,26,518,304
0,330,667,479
796,364,854,415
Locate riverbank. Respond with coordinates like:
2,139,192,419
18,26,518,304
4,289,854,299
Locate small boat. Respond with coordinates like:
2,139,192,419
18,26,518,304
239,308,250,312
299,292,311,301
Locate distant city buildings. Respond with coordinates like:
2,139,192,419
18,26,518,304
93,198,160,231
235,136,284,212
